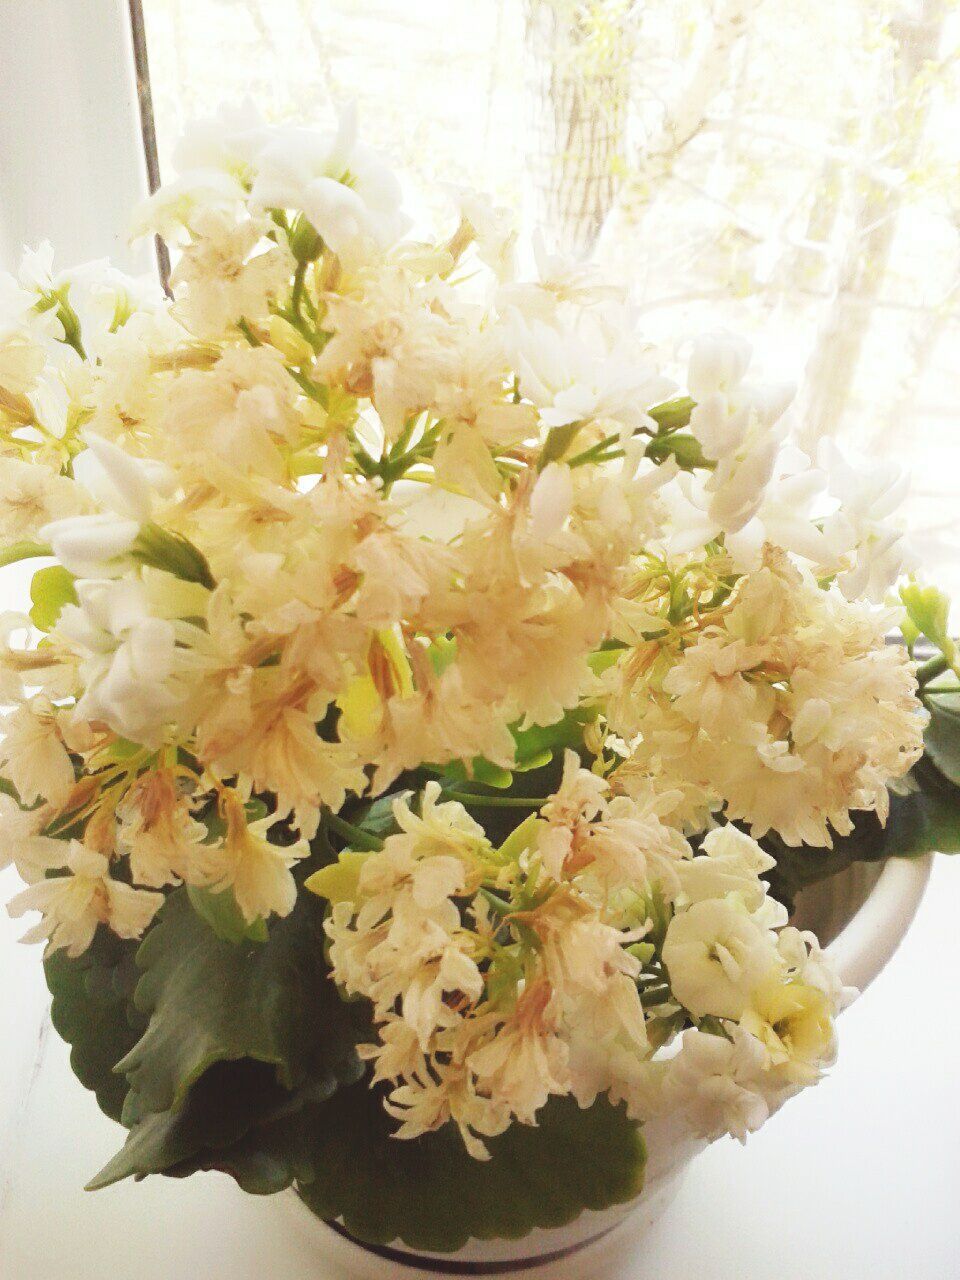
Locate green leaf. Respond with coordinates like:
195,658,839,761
511,706,592,769
296,1086,645,1252
539,421,582,468
186,884,269,944
163,1082,645,1252
44,928,147,1122
898,759,960,855
923,694,960,786
496,812,543,862
305,850,372,904
29,564,77,630
116,886,368,1118
87,1058,358,1191
351,790,409,841
437,757,514,789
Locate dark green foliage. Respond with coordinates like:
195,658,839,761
166,1082,646,1253
44,928,147,1122
115,886,367,1118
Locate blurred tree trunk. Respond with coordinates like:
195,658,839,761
641,0,758,181
797,0,947,448
882,246,960,437
523,1,637,258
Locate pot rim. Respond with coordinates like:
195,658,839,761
823,853,933,997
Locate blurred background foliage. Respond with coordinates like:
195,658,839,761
142,0,960,592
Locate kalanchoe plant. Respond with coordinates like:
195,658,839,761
0,102,957,1253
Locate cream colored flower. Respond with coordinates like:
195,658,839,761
170,208,294,339
0,794,67,884
383,1055,511,1161
662,895,783,1020
250,104,407,263
57,579,185,747
116,770,209,888
0,697,75,807
8,840,162,956
159,345,300,480
667,1025,773,1142
467,983,571,1125
201,794,308,922
0,457,84,542
201,702,366,838
676,825,775,911
740,979,836,1087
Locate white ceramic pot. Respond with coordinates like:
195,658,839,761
280,854,933,1279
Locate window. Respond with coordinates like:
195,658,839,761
3,2,957,589
138,0,960,594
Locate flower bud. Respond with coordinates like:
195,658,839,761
73,434,173,522
39,513,140,578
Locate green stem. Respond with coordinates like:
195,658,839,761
917,654,951,686
566,433,622,469
288,368,327,405
566,397,698,471
0,540,52,568
237,317,262,347
325,811,384,852
291,261,307,320
440,790,546,809
479,886,514,917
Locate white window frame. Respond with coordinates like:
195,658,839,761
0,0,157,276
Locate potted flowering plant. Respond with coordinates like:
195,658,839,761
0,104,956,1277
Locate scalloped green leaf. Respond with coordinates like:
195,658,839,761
156,1082,645,1251
44,928,146,1122
87,1057,361,1190
295,1085,646,1253
116,885,370,1118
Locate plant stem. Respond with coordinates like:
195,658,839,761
917,654,951,686
291,261,307,319
237,317,262,347
479,886,514,916
0,540,52,568
566,432,622,468
325,811,384,851
440,790,546,809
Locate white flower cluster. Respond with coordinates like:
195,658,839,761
609,548,924,845
0,104,925,1153
319,758,853,1157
